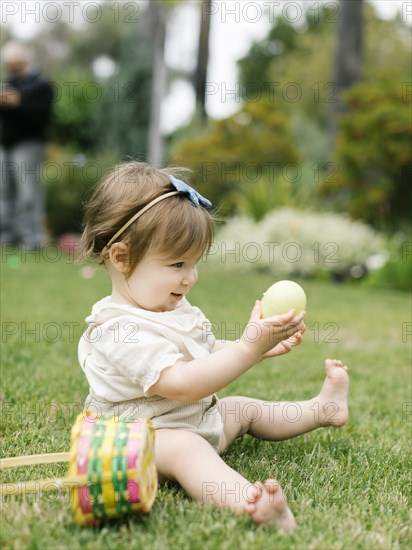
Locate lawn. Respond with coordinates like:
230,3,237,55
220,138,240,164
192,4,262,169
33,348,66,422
1,251,411,549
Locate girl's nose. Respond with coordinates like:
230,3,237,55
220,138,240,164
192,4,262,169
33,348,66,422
182,267,197,286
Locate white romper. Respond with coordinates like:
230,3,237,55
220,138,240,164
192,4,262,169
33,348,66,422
78,297,224,451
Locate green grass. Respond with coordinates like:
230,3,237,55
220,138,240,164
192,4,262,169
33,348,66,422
1,253,411,549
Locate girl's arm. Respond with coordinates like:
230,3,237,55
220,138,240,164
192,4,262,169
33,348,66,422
212,339,234,352
213,328,305,355
148,302,305,402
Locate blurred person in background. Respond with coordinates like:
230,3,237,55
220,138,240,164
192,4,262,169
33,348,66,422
0,40,54,248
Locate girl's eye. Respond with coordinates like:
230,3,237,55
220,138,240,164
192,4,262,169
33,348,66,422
172,262,184,268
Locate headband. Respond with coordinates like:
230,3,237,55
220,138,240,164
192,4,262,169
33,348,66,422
102,176,211,255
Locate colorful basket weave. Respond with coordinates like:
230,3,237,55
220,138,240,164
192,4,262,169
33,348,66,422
68,411,157,526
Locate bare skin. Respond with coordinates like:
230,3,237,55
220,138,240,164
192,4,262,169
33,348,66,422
154,359,349,531
245,480,296,531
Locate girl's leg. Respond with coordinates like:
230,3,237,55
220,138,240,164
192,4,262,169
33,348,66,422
218,359,349,452
154,427,296,531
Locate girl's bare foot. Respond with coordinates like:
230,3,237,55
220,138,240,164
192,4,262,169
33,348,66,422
245,479,296,532
316,359,349,427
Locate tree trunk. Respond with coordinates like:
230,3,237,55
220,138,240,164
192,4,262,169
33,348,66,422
194,0,212,119
328,0,364,156
146,2,167,167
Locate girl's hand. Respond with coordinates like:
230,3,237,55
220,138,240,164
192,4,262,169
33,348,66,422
240,300,305,362
262,324,305,359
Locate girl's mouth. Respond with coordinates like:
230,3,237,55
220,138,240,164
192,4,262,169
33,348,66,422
171,293,184,300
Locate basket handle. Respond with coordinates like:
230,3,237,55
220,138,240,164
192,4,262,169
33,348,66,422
0,452,70,469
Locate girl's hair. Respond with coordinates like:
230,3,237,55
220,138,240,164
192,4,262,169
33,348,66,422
80,161,214,276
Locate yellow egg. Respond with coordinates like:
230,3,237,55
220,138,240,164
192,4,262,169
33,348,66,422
261,280,307,317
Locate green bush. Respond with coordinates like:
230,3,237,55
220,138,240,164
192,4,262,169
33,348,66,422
50,68,98,151
365,235,412,291
171,100,299,213
43,146,116,237
325,75,412,230
233,166,320,222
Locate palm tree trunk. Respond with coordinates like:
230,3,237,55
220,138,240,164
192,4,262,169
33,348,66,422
146,2,167,167
328,0,364,156
194,0,212,119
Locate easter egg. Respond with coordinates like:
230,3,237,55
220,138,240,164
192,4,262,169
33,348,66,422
261,280,307,317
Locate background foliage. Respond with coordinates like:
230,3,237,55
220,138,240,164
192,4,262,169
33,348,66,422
171,3,411,232
44,146,117,236
329,76,412,230
171,99,299,213
208,208,387,281
1,1,410,270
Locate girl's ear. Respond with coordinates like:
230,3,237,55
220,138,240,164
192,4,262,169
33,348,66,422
108,242,129,273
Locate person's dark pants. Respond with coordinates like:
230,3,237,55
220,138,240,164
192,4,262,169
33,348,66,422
0,141,46,248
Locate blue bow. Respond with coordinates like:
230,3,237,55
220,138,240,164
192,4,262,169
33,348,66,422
169,175,212,208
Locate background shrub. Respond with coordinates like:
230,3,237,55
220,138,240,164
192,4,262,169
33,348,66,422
171,99,299,213
324,76,412,230
365,234,412,292
208,209,388,281
44,146,116,237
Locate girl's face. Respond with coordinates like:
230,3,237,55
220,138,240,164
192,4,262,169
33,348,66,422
111,251,199,312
